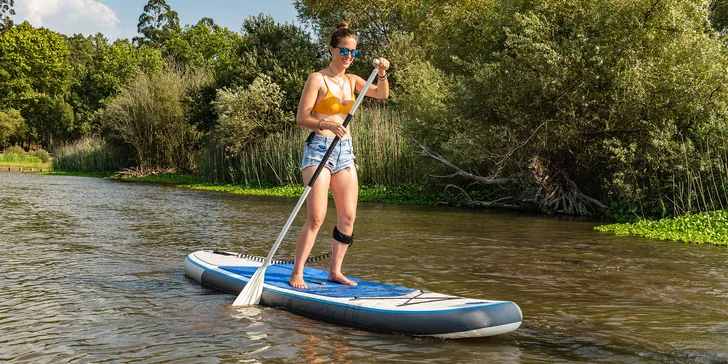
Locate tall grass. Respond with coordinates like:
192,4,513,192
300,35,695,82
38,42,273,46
667,133,728,217
198,104,428,187
52,137,126,173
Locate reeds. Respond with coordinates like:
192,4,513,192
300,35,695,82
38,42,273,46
670,133,728,217
52,137,125,172
197,104,427,187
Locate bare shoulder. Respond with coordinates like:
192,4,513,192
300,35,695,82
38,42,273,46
346,73,364,83
308,71,326,84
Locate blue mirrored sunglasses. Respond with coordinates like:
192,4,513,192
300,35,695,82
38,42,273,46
337,47,359,58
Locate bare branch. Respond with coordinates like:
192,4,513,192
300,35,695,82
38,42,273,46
416,141,515,185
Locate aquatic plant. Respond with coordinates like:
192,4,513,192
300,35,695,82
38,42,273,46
595,210,728,246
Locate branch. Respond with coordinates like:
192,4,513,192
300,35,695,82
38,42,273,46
416,141,515,185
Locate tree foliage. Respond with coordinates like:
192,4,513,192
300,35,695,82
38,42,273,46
65,33,163,136
213,74,292,156
299,0,728,216
134,0,181,48
0,21,73,146
0,0,13,34
0,108,24,147
103,65,207,172
233,14,324,113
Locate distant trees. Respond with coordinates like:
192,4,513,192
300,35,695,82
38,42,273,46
0,22,73,146
0,0,13,34
134,0,181,48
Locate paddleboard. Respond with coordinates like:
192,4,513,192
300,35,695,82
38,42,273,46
185,250,522,339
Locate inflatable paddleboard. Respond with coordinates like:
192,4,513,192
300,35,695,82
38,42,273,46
184,250,522,339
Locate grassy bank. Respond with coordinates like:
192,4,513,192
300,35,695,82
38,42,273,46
122,173,440,205
0,149,51,170
595,210,728,246
0,160,51,170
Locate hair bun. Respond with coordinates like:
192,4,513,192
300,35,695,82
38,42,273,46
336,21,349,30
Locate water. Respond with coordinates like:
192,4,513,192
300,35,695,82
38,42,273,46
1,172,727,363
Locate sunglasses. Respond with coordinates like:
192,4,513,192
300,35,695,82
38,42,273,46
337,47,359,58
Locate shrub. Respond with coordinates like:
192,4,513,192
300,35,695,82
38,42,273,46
29,149,50,163
213,74,292,157
104,64,208,172
5,145,25,156
2,152,21,162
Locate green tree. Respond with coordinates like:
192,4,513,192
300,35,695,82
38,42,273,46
0,0,13,34
164,17,240,70
0,108,25,147
134,0,181,48
163,18,241,134
711,0,728,33
66,35,163,136
0,22,73,147
299,0,728,216
234,14,324,114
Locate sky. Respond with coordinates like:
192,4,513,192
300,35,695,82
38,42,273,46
10,0,303,41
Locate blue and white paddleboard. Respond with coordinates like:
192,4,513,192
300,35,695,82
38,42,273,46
185,250,522,339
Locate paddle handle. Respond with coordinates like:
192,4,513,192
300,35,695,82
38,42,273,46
262,62,381,267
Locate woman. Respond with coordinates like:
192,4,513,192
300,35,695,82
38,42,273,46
290,22,390,289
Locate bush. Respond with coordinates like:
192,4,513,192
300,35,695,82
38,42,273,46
5,145,25,156
104,64,208,172
0,109,26,147
29,149,50,163
213,74,292,157
2,152,21,162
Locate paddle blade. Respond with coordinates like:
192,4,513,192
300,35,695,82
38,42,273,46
232,266,266,306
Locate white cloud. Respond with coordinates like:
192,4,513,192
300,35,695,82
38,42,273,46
14,0,121,39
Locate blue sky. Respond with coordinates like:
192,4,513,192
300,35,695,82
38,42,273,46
11,0,302,41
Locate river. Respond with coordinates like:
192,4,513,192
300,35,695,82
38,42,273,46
1,172,727,363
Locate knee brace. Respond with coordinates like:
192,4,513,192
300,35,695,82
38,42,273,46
333,226,354,246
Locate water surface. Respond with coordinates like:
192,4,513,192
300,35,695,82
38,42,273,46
1,172,727,363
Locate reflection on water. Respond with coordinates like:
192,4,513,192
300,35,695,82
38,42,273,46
1,172,727,363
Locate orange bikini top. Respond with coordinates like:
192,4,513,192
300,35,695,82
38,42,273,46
311,73,356,115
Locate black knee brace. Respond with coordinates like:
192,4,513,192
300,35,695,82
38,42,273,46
333,226,354,246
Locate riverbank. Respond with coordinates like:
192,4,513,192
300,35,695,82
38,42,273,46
0,150,52,172
1,165,52,172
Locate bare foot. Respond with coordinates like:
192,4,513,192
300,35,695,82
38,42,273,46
289,273,308,289
328,273,358,286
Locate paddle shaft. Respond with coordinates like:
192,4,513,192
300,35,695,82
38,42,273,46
259,65,380,268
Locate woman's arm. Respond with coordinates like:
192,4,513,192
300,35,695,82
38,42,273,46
352,57,390,100
297,73,325,130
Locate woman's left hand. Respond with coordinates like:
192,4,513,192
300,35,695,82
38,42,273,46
374,57,390,76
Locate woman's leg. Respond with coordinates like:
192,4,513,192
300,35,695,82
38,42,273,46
289,166,331,289
328,165,359,285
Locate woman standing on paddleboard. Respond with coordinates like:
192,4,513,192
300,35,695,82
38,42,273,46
290,22,390,289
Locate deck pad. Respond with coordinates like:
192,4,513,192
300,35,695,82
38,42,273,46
219,264,417,298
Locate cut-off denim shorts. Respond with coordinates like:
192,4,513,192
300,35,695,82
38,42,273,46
300,134,357,174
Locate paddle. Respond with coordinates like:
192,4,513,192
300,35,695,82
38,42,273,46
232,59,381,306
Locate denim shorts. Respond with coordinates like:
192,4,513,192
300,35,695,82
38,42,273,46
300,134,357,174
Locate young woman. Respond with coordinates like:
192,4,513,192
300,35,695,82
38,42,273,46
290,22,390,289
